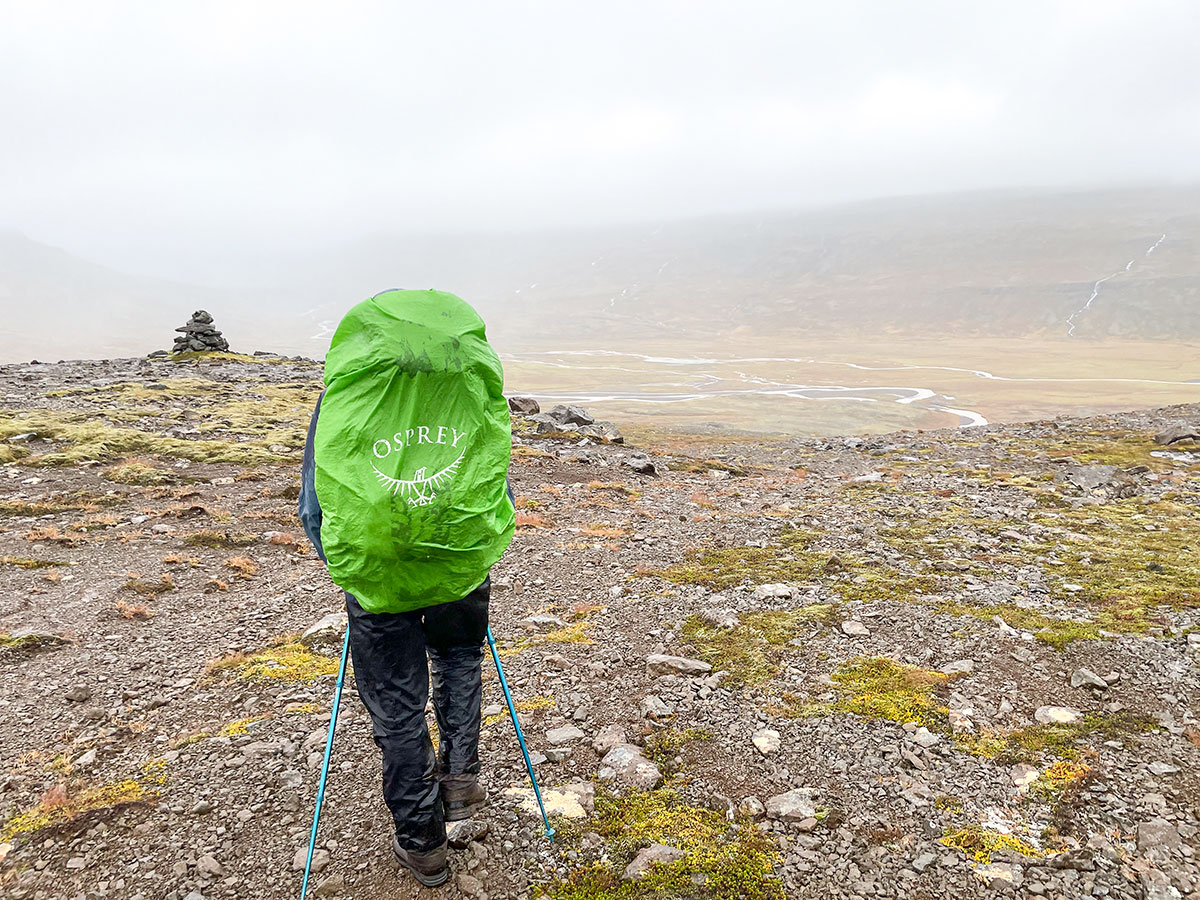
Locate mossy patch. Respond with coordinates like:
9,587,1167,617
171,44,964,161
183,529,258,548
937,600,1103,650
644,728,712,778
1027,760,1092,803
957,712,1158,763
680,606,833,685
0,409,291,467
104,461,175,485
939,825,1046,863
824,657,953,731
0,760,167,842
543,788,782,900
648,528,824,590
204,637,340,683
0,556,69,569
0,632,69,656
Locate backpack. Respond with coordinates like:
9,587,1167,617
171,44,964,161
313,289,515,613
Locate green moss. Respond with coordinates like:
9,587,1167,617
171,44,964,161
205,639,340,682
940,825,1045,863
644,728,711,776
183,529,258,548
0,410,291,467
957,712,1158,763
542,789,782,900
826,656,953,731
104,461,175,485
681,606,833,685
937,600,1103,649
647,528,825,590
0,760,167,842
0,632,68,654
666,458,749,477
0,556,69,569
1027,760,1092,803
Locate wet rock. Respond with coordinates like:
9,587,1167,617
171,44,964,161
291,847,329,872
592,724,627,755
599,744,662,790
646,654,712,676
752,728,781,755
313,874,345,897
508,395,540,416
625,453,657,475
1155,424,1200,445
765,789,816,820
623,844,687,880
299,612,347,648
1034,705,1082,725
447,818,490,848
1070,667,1108,690
1137,818,1180,858
546,724,587,744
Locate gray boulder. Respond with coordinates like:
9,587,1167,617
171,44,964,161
508,395,540,416
599,744,662,790
1155,424,1200,445
548,404,595,426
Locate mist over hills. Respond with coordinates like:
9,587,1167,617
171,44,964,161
1,185,1197,362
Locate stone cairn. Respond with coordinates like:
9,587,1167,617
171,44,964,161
172,310,229,354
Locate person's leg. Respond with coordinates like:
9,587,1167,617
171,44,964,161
344,593,447,871
423,576,489,819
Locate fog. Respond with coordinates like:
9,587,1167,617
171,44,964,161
2,0,1199,287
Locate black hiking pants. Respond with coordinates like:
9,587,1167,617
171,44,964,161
345,577,488,852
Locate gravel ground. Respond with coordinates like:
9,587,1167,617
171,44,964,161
0,354,1198,900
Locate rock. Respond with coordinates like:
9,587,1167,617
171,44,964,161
940,659,974,675
1154,424,1200,445
1063,464,1118,492
197,854,224,877
642,694,674,718
527,413,568,434
592,724,627,755
765,789,816,820
738,796,765,819
1034,705,1082,725
508,395,540,416
292,847,329,872
625,453,657,475
64,685,92,703
600,744,663,790
580,421,624,444
975,862,1022,890
841,620,870,637
752,728,781,755
752,583,794,600
911,727,941,748
73,748,97,769
623,843,687,880
521,613,568,632
912,851,937,872
547,404,594,426
172,310,230,354
447,818,490,848
313,874,345,897
1148,761,1181,776
299,612,347,648
646,654,712,676
546,724,587,744
1070,667,1108,690
457,872,485,897
505,785,590,818
1011,763,1040,788
1137,818,1180,858
482,703,503,718
191,799,214,814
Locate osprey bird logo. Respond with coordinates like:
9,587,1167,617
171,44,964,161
372,450,466,508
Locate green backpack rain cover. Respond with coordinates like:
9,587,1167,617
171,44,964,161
314,289,515,613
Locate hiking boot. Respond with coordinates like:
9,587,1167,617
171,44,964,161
441,774,487,822
392,835,449,887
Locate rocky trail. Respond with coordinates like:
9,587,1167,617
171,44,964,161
1,353,1199,900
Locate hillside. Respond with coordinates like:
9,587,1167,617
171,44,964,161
1,354,1199,899
2,186,1198,365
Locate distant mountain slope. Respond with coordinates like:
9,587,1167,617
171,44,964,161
0,231,228,362
2,186,1197,362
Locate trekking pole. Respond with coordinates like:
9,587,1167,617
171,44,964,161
486,625,555,842
300,627,352,899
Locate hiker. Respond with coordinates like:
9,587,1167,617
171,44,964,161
298,289,516,887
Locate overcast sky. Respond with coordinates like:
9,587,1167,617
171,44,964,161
2,0,1198,280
